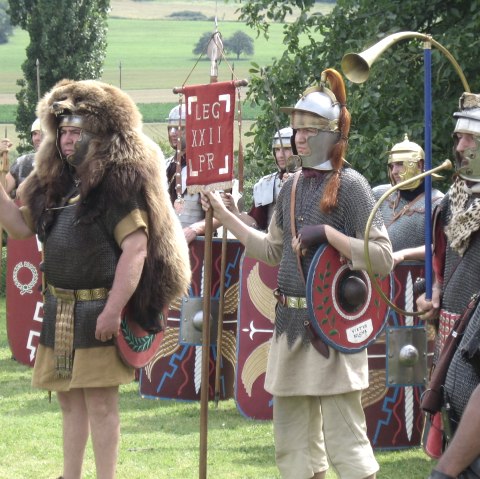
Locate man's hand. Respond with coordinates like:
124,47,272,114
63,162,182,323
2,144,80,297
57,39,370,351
221,192,240,215
416,284,442,323
95,310,121,342
292,224,327,256
183,225,198,244
299,224,327,247
392,250,405,267
0,139,12,153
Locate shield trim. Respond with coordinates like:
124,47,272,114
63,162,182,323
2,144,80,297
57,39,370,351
306,244,391,353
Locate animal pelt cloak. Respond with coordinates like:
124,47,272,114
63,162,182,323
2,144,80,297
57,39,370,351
21,79,191,332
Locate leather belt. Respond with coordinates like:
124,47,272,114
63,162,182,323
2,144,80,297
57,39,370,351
273,287,330,359
47,284,109,301
273,288,307,309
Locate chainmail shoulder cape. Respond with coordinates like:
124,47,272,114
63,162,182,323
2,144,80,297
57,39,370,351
373,184,443,252
21,79,191,332
434,192,480,425
10,152,35,189
273,166,383,349
439,193,480,316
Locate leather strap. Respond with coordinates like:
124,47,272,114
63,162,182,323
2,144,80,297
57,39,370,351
289,169,329,358
290,169,305,283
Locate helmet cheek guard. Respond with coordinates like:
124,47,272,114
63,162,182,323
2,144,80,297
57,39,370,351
387,134,424,190
453,93,480,183
280,88,341,170
56,114,95,167
167,104,186,150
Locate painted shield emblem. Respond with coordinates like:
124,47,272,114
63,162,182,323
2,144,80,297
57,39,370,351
115,304,167,369
306,244,391,353
6,235,43,367
139,237,243,401
235,256,277,420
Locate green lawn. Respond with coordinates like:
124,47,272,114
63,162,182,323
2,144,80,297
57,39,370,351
0,18,295,95
0,293,436,478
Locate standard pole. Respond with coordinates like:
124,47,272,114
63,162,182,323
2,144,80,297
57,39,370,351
423,39,433,301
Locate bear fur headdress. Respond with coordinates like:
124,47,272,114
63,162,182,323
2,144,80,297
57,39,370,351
21,79,191,331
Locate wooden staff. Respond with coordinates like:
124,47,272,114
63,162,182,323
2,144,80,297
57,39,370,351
0,132,10,284
173,31,248,477
214,83,246,406
36,59,41,101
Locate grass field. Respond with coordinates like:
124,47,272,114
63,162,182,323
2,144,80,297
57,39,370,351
0,19,287,97
0,0,331,97
0,295,437,478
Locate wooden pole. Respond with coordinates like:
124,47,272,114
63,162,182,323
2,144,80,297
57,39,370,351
36,59,41,101
199,30,223,479
172,31,249,479
0,138,10,286
214,220,228,406
199,209,214,479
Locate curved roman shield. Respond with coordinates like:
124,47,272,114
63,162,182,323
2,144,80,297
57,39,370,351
306,244,391,353
139,237,244,401
6,236,43,367
235,256,277,420
363,260,434,449
115,305,167,369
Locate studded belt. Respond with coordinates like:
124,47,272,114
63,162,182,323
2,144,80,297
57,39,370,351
273,288,307,309
47,284,109,301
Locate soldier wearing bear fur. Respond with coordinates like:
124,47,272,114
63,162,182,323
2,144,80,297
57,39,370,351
0,79,190,479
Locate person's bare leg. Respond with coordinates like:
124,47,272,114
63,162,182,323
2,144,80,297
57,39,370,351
57,389,89,479
85,386,120,479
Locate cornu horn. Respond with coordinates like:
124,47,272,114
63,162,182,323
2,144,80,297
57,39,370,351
341,31,470,91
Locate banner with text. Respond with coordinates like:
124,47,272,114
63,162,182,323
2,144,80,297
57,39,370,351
184,81,235,193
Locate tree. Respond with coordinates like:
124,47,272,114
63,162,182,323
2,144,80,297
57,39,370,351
7,0,110,151
237,0,480,188
0,1,13,44
224,30,254,60
193,31,216,56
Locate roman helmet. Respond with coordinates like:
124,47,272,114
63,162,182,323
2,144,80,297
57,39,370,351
387,134,425,190
31,118,41,134
453,92,480,182
280,84,341,170
167,104,186,150
56,114,95,167
31,118,43,151
272,127,293,171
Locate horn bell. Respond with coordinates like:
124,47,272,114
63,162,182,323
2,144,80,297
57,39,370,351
341,31,431,84
341,52,372,84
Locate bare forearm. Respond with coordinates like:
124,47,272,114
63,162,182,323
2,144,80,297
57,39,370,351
0,186,33,239
102,230,147,317
436,385,480,475
215,207,253,245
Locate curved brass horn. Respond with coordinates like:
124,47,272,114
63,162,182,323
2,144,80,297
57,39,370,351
364,159,452,316
341,31,470,91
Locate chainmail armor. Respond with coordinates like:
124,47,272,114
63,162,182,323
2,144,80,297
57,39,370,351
444,300,480,427
440,194,480,315
40,193,147,349
9,153,35,197
275,167,383,348
437,192,480,425
373,185,443,251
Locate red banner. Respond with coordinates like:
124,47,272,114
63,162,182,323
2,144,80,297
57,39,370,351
184,81,235,193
